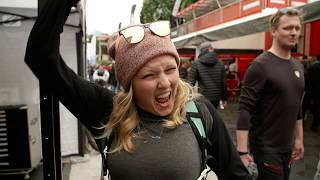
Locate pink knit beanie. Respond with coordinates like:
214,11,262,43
107,28,180,90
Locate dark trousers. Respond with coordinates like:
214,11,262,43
253,152,292,180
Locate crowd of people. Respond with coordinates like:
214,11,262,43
88,60,119,91
24,0,319,179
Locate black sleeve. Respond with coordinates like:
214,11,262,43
237,62,266,130
24,0,114,136
188,61,198,85
200,98,252,180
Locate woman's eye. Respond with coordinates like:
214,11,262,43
143,74,153,79
166,67,176,72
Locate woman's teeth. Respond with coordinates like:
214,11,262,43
156,92,170,103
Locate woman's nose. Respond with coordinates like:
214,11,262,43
157,74,170,88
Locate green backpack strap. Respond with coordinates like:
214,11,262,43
186,100,208,171
186,101,206,138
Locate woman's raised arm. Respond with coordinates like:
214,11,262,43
25,0,114,136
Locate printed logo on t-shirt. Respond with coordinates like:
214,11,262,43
294,70,300,78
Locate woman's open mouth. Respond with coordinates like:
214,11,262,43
155,92,171,107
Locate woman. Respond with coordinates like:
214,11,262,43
25,0,252,179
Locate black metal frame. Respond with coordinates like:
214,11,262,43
76,30,86,156
37,0,62,178
37,0,85,179
39,89,62,180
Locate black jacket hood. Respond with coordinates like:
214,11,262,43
198,51,219,66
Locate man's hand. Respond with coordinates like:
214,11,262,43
239,154,254,168
291,119,304,164
223,100,227,108
291,138,304,163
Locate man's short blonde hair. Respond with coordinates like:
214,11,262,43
269,8,303,29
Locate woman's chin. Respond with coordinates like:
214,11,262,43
154,101,174,116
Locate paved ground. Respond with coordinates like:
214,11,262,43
218,102,320,180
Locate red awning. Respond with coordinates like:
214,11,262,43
176,0,238,19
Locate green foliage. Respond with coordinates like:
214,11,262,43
140,0,174,23
180,0,197,10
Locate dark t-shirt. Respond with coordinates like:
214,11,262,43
237,52,304,153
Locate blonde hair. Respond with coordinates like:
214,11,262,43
105,79,199,153
269,8,303,30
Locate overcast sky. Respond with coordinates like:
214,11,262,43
86,0,143,35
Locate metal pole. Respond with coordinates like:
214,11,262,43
215,0,222,9
38,0,62,179
39,88,62,180
130,4,136,24
118,22,122,30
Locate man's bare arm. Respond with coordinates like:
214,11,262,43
236,130,253,167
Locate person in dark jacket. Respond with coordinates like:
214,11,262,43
178,62,188,80
305,55,320,131
24,0,252,179
189,42,228,108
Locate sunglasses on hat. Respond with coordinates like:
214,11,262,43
119,21,171,44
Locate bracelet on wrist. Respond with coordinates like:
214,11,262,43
238,151,249,155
